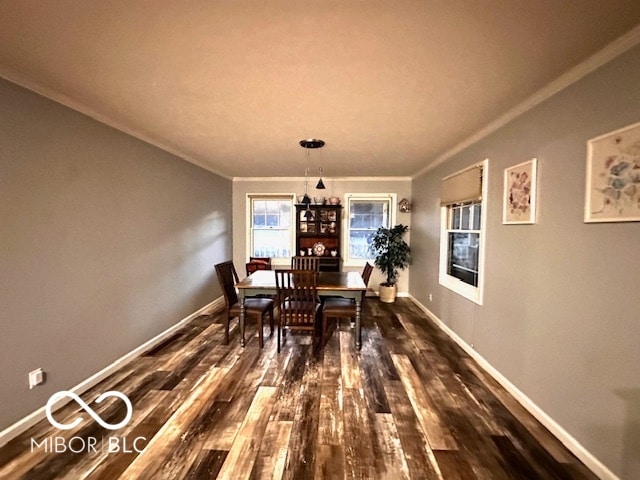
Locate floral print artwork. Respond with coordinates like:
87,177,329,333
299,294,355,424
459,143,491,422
586,121,640,222
503,159,537,224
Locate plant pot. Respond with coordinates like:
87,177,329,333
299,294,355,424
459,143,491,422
378,284,397,303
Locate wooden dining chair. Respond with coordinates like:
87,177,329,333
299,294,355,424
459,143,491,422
321,262,373,344
215,261,274,348
291,256,320,271
275,269,320,352
246,257,272,276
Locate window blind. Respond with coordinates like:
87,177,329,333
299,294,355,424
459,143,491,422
440,164,483,205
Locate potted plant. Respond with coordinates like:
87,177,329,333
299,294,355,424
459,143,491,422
368,224,412,303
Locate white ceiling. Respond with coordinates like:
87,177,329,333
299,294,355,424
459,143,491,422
1,1,640,179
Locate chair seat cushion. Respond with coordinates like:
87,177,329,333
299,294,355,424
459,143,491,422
322,297,356,317
230,297,274,316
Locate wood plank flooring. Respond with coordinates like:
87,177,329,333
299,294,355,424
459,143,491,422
0,298,599,480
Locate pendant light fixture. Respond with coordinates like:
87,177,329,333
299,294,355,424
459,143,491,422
301,167,313,219
299,138,326,190
304,208,314,220
315,167,326,190
302,167,311,206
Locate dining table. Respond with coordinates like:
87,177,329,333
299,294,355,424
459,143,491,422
235,270,367,349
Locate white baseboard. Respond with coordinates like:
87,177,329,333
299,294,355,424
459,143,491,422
408,295,618,480
369,290,410,297
0,297,224,447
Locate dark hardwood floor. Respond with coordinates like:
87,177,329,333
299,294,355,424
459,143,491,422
0,298,599,479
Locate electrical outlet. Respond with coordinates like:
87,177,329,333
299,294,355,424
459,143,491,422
28,368,44,389
429,293,433,302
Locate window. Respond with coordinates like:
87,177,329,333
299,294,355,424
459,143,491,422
439,161,487,304
446,202,481,286
344,194,396,264
249,196,293,259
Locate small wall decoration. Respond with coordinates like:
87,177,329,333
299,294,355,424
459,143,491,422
585,121,640,223
503,158,537,224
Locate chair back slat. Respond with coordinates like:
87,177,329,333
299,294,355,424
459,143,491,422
291,256,320,271
276,269,318,330
361,262,374,301
215,261,239,308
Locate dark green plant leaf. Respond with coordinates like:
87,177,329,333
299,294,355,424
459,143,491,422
368,224,411,286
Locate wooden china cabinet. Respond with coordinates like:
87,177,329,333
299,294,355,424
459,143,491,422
295,204,342,271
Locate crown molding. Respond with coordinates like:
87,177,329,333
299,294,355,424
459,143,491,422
0,68,233,180
413,24,640,179
233,176,412,182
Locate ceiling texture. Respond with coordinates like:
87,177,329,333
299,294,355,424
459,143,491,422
1,1,640,179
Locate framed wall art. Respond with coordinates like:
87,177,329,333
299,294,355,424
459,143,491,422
503,158,537,224
585,121,640,223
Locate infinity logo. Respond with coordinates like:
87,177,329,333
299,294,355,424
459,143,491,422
45,391,133,431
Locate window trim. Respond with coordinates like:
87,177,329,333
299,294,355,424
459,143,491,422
343,193,397,267
246,194,295,264
438,160,488,305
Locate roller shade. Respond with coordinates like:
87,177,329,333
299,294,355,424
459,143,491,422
441,164,483,205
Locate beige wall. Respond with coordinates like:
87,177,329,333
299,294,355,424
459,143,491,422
232,177,412,293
